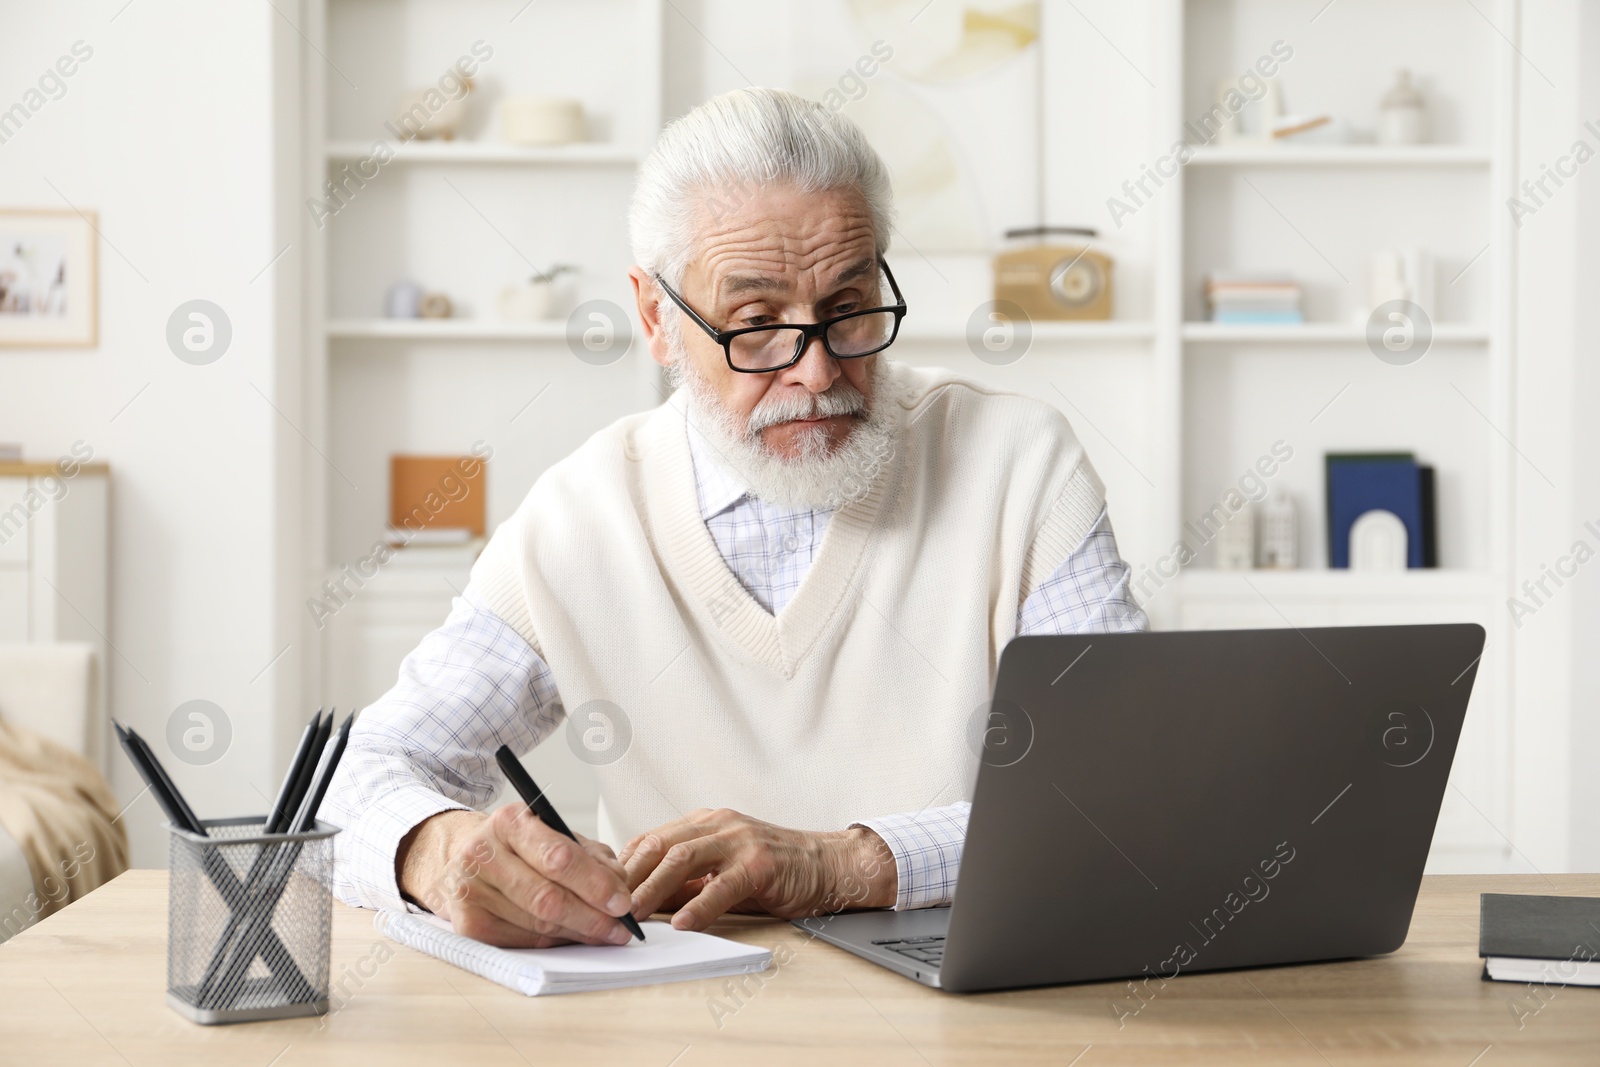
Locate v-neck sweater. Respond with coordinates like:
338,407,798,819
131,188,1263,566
469,360,1107,844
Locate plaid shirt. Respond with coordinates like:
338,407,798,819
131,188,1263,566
324,420,1148,915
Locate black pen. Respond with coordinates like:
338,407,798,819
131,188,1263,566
494,744,645,943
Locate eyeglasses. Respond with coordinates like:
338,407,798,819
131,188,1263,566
653,257,907,373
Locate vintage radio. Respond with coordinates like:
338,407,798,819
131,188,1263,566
993,226,1114,321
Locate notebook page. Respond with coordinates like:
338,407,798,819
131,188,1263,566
377,911,772,994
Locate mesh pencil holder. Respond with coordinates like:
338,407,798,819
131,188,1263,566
167,817,340,1025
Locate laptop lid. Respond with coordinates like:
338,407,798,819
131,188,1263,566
939,623,1485,993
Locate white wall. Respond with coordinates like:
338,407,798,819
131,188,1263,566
1510,0,1582,873
0,2,304,867
1570,0,1600,870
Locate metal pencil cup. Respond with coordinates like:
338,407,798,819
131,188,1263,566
167,817,340,1025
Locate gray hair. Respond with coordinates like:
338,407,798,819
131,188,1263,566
628,87,895,289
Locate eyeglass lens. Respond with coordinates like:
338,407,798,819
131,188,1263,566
727,311,897,370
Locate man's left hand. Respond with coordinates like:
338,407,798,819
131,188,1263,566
620,808,898,930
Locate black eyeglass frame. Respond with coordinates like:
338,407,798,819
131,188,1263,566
653,256,908,374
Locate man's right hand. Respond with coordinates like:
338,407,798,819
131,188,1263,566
396,806,637,948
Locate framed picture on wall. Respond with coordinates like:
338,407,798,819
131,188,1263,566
0,208,98,347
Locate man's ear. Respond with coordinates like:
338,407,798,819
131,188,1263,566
629,266,674,369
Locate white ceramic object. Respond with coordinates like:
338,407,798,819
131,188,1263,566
501,97,586,146
1378,70,1428,145
1349,510,1409,571
1220,76,1283,142
384,280,422,318
1258,489,1298,569
1215,504,1256,570
1370,247,1435,313
392,84,471,140
498,279,562,321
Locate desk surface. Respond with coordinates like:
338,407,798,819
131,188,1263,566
2,871,1597,1065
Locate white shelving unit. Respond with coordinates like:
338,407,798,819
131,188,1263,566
1155,0,1517,869
1181,322,1490,344
1186,145,1492,167
296,0,1523,867
300,0,668,832
899,321,1156,344
326,318,571,341
325,140,641,166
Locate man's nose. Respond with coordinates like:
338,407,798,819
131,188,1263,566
784,334,840,394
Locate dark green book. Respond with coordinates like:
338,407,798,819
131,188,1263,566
1479,893,1600,985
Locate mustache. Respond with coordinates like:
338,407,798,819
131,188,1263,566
745,379,868,436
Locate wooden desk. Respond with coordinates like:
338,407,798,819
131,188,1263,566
2,871,1597,1065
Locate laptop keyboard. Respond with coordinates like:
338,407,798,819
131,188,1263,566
871,935,946,967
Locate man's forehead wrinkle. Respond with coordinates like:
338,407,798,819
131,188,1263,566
690,197,875,273
700,236,878,305
715,255,874,300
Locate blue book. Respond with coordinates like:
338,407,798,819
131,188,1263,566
1325,454,1424,569
1210,309,1306,325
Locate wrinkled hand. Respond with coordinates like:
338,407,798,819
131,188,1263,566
400,805,637,948
620,807,897,931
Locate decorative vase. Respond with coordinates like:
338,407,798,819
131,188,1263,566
1378,70,1427,145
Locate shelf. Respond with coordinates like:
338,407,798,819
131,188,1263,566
324,140,641,166
328,319,569,341
331,319,1158,345
1178,569,1495,600
898,321,1155,343
1183,323,1489,345
1186,145,1491,168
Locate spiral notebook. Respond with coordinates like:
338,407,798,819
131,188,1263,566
375,910,772,995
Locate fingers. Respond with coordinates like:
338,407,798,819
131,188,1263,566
672,864,760,931
431,837,602,947
484,837,634,945
620,808,723,869
622,831,668,891
470,805,634,944
448,878,605,948
494,804,634,919
621,813,721,891
630,836,727,920
645,876,708,918
617,834,645,867
580,835,627,884
453,908,569,949
582,836,619,862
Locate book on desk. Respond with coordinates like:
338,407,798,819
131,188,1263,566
1480,893,1600,986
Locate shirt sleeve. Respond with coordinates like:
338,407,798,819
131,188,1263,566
321,587,565,913
852,504,1148,910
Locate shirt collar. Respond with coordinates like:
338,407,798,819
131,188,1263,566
686,419,752,520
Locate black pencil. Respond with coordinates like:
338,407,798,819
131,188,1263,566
266,708,323,834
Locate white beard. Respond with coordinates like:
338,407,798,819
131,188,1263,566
664,337,898,511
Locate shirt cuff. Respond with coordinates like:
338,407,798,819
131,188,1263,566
852,802,970,911
329,783,471,915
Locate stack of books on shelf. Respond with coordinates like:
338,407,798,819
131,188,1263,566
1205,272,1303,325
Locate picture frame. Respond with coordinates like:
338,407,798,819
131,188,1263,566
0,207,99,347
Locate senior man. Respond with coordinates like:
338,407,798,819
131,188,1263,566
323,87,1147,949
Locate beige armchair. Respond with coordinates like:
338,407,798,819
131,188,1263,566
0,642,124,943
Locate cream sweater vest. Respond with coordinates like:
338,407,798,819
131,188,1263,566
470,361,1107,847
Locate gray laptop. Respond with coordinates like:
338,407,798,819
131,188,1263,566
795,624,1485,993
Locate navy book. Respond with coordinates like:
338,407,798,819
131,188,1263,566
1325,454,1424,569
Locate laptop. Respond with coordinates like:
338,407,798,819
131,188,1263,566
795,623,1486,993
